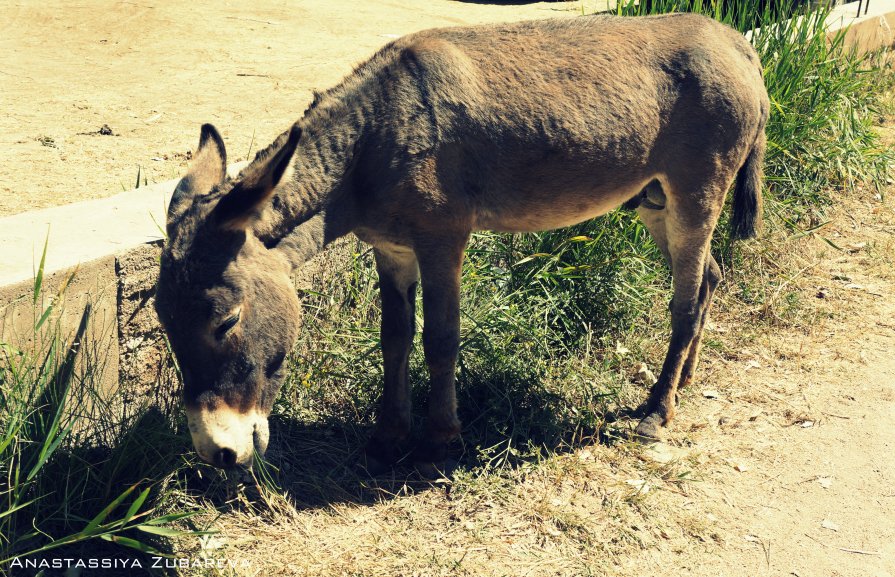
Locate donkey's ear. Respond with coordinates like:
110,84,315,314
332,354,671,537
167,124,227,226
213,124,301,231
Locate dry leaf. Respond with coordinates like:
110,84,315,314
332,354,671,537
544,524,562,537
626,479,651,494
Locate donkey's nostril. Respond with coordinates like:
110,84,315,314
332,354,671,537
213,448,238,468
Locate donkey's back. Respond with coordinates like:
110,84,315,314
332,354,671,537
361,13,768,236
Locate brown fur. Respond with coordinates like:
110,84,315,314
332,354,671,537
156,13,769,468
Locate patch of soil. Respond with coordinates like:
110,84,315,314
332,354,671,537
0,0,578,217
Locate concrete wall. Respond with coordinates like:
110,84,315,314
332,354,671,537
0,255,120,394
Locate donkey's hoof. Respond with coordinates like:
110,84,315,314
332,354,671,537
414,459,448,480
634,412,666,442
413,438,449,464
412,437,453,478
361,438,404,475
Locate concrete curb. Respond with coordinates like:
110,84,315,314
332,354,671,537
827,0,895,55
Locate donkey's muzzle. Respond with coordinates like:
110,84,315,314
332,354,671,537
185,405,266,468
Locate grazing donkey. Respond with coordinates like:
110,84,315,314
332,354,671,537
155,13,768,470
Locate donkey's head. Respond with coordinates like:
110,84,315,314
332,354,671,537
155,124,302,468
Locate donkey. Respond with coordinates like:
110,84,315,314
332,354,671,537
155,13,769,470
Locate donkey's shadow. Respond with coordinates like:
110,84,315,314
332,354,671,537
256,359,631,510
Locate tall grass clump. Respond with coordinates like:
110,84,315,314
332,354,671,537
0,245,205,571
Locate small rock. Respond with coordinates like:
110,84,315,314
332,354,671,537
702,390,720,399
821,519,839,532
626,479,651,494
800,420,814,428
817,476,833,489
734,462,749,472
816,288,829,299
98,124,113,136
634,363,657,386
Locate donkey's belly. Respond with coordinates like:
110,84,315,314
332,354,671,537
474,181,648,234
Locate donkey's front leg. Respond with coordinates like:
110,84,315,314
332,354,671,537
365,246,419,469
414,235,468,469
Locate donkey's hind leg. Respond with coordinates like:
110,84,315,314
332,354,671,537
679,254,722,390
365,245,419,469
634,185,724,440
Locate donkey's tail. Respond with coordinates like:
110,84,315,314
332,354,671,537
730,122,767,241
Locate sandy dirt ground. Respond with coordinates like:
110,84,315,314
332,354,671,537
0,0,588,217
613,199,895,577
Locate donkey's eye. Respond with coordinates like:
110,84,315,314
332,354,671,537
215,311,241,340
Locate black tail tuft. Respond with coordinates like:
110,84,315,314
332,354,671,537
730,129,766,241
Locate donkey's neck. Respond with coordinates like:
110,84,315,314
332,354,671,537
252,105,364,246
252,43,402,256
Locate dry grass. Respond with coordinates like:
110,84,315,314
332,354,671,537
179,440,699,576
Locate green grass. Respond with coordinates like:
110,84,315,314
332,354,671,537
0,242,213,571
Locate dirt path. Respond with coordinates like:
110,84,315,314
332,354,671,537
615,199,895,577
624,297,895,576
0,0,581,217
